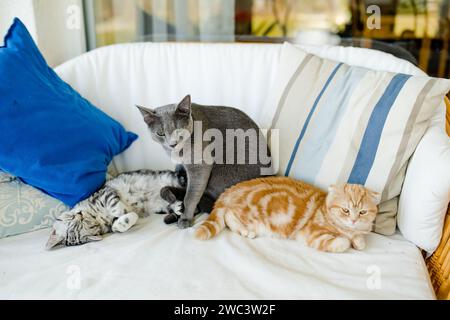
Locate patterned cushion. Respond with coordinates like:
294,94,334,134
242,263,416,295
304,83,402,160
0,176,68,239
261,43,450,235
0,172,15,183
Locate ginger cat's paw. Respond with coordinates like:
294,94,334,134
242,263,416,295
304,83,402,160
238,229,256,239
352,235,366,250
327,236,351,253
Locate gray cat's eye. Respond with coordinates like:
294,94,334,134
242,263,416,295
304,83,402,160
156,131,165,137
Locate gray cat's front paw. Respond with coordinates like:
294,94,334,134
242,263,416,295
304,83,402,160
177,218,193,229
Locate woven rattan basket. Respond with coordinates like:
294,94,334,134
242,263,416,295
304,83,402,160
426,97,450,300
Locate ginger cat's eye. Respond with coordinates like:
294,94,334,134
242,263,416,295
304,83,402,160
341,208,349,214
359,210,367,215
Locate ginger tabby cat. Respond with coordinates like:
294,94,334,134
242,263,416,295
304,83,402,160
195,177,380,253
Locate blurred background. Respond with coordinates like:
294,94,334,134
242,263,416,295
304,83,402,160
86,0,449,78
0,0,448,78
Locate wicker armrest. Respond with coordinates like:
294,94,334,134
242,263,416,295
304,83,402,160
426,97,450,300
427,206,450,299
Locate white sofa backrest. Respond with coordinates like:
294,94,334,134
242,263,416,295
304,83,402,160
56,43,283,125
54,42,442,174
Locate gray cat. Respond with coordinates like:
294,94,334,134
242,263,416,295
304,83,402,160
137,95,272,229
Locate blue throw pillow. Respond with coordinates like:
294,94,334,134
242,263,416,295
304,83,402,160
0,18,138,207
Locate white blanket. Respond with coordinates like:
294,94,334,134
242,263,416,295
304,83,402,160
0,215,434,299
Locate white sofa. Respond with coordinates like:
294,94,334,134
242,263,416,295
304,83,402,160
0,42,446,299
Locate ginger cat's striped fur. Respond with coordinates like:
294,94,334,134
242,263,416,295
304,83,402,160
195,177,380,253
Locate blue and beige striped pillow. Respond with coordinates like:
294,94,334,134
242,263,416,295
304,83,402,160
262,43,450,235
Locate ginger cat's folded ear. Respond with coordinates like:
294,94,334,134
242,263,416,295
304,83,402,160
368,190,381,205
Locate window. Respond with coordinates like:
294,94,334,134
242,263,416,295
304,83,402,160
86,0,350,45
85,0,450,78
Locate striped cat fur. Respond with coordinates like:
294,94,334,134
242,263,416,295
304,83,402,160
46,169,185,249
195,177,379,253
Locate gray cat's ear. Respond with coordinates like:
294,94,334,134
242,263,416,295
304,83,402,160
176,95,191,115
45,229,64,250
136,105,159,125
86,235,102,243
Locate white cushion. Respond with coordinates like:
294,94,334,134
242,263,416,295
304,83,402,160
0,215,435,299
398,106,450,254
261,42,450,235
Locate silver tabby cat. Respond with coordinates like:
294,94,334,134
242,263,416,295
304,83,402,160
46,170,185,249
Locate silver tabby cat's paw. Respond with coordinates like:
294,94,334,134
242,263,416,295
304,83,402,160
112,212,139,233
177,218,193,229
170,201,184,216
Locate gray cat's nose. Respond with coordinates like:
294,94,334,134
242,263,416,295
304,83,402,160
169,143,177,148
